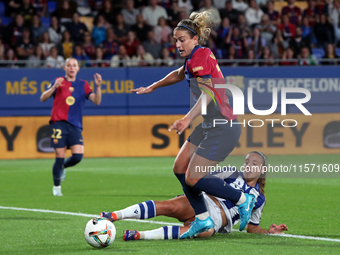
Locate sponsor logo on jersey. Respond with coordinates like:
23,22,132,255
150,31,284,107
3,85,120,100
193,66,203,72
65,96,75,106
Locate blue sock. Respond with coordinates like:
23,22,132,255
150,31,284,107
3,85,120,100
64,153,83,168
193,175,242,204
138,200,156,219
53,157,64,186
175,173,207,215
162,226,180,240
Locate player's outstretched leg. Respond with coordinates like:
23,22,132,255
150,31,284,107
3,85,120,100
179,216,214,239
124,226,180,241
238,193,256,231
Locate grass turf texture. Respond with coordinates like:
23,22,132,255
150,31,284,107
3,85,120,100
1,155,340,255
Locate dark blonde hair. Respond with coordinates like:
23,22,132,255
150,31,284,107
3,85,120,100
175,11,211,45
249,151,267,197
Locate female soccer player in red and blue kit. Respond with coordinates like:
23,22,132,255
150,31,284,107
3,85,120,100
41,58,102,196
129,11,256,238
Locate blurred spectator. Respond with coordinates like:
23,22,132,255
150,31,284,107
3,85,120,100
156,47,175,66
270,29,289,58
245,0,264,28
335,16,340,46
289,26,311,58
0,37,7,62
39,31,55,58
72,44,91,67
167,0,181,27
219,0,239,25
214,0,227,10
314,13,335,48
67,13,88,44
264,0,280,26
237,14,252,36
110,44,132,67
154,17,172,43
259,45,274,66
5,49,19,68
48,16,66,45
5,14,25,47
26,45,45,67
248,27,266,58
18,0,37,23
30,0,47,17
178,0,193,14
132,14,154,44
224,45,237,66
16,28,36,62
100,28,119,58
329,0,340,27
301,16,315,46
121,0,139,26
241,49,257,66
280,47,297,65
143,30,162,59
55,0,77,24
92,14,109,46
303,0,318,26
226,26,248,59
321,43,340,65
199,0,221,29
0,18,5,39
134,0,148,10
7,0,22,17
45,46,64,68
281,0,302,26
299,46,318,65
216,17,231,48
75,0,92,16
113,13,130,43
92,47,110,67
132,44,154,66
232,0,249,13
257,14,276,45
142,0,168,27
82,31,96,59
31,14,47,40
123,31,139,57
61,30,73,59
98,0,116,25
278,14,296,40
90,0,105,15
163,34,179,59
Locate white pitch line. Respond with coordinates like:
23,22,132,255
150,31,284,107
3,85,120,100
1,206,340,243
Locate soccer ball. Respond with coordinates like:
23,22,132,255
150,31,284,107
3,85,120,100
84,217,116,248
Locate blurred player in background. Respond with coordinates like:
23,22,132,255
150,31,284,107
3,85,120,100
131,11,256,239
40,58,102,196
101,151,288,241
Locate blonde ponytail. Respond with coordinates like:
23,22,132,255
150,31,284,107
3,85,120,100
175,11,211,45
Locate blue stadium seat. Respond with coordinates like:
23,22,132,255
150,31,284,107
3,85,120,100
47,1,57,14
336,48,340,57
312,48,325,59
1,17,13,26
41,17,51,27
0,2,5,16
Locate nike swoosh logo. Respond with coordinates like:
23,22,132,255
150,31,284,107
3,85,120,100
198,146,205,149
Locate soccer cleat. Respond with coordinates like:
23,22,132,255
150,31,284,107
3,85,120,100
238,193,256,231
52,186,63,196
179,216,214,239
60,166,66,182
100,212,117,222
123,230,140,241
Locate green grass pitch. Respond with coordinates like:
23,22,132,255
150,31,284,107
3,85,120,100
1,155,340,255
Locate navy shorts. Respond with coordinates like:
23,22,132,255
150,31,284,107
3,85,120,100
187,119,241,162
50,121,84,148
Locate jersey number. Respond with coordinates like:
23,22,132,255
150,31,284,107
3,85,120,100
51,129,62,139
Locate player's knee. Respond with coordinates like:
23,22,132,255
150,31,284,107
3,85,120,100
72,153,83,164
173,161,186,174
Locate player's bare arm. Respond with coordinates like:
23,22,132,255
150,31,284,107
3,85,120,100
89,73,102,105
40,77,64,102
131,66,185,94
247,223,288,234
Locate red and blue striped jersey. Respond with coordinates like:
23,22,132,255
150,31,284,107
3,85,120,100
184,45,236,121
48,77,93,130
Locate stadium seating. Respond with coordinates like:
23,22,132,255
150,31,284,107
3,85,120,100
47,1,57,14
41,17,51,27
0,2,5,17
79,16,94,32
274,1,308,13
312,48,325,59
1,17,12,26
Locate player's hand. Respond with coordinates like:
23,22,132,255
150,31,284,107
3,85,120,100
54,77,64,88
131,86,154,94
169,116,190,135
94,73,102,87
269,223,288,234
